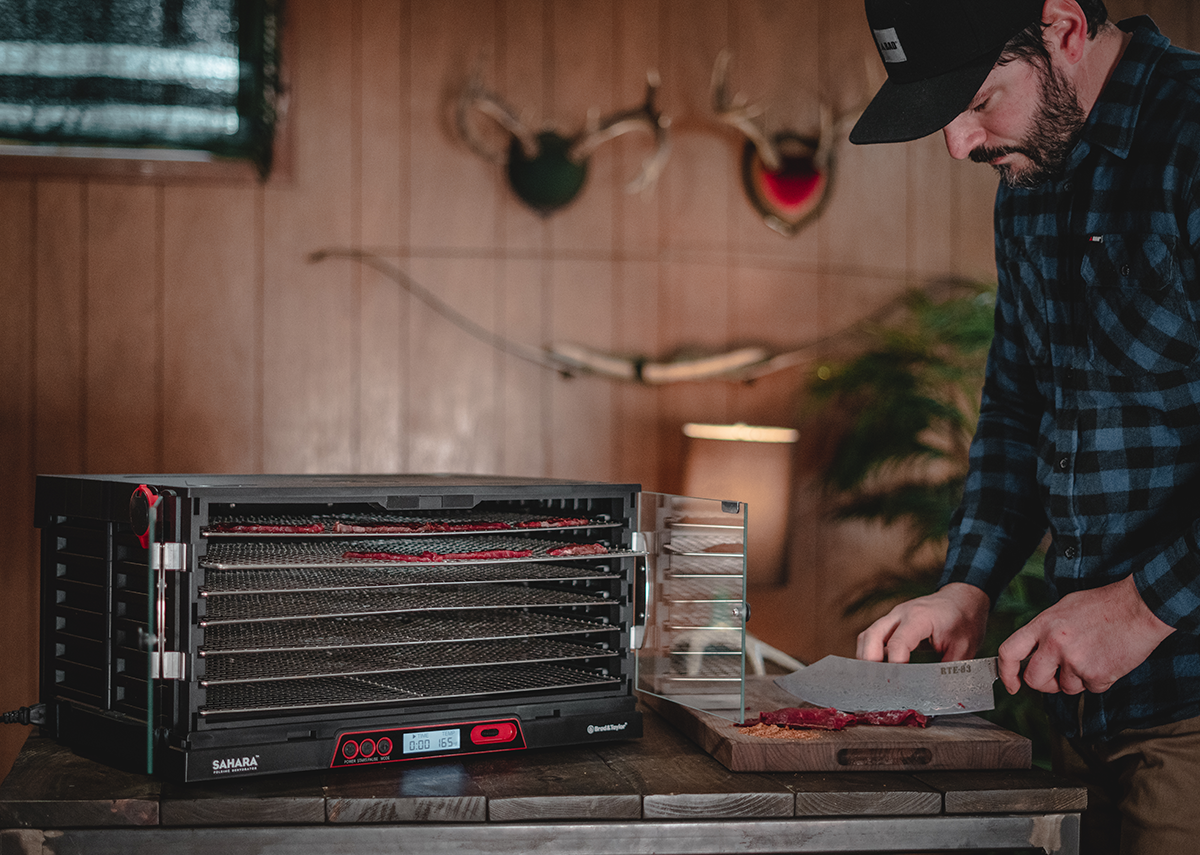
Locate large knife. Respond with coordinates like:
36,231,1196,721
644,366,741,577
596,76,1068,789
774,655,1000,716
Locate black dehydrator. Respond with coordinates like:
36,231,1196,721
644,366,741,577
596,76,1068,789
34,474,747,782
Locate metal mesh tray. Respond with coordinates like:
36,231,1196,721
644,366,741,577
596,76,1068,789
204,511,620,537
665,554,745,576
201,663,621,716
201,537,632,568
665,531,744,556
663,652,743,681
201,637,612,685
202,611,617,655
200,583,615,625
201,561,617,595
662,577,744,602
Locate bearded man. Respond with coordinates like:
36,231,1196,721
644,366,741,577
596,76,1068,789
849,2,1200,852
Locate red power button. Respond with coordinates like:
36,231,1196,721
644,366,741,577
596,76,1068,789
470,722,518,745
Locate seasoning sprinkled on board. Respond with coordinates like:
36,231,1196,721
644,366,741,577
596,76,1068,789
736,723,823,741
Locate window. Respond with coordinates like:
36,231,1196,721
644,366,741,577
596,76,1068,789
0,0,279,176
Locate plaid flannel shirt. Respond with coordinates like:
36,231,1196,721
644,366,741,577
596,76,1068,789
942,18,1200,739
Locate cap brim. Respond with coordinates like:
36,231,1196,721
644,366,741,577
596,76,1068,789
849,47,1002,145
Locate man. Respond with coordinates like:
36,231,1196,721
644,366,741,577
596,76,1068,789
849,1,1200,851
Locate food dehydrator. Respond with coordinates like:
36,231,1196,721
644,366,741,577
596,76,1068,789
34,474,747,781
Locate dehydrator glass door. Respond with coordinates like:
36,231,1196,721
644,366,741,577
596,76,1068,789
144,487,186,777
634,492,747,721
146,493,161,775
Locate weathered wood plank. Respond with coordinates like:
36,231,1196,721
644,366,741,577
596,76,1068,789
597,706,793,819
463,746,641,821
774,772,942,817
0,828,44,855
0,736,159,828
914,769,1088,815
159,772,326,826
30,815,1084,855
323,759,487,823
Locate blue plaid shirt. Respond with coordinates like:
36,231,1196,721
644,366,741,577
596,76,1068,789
942,18,1200,739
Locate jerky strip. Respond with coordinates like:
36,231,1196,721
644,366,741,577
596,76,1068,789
207,523,327,534
341,548,534,563
547,543,608,556
738,706,928,731
332,521,511,534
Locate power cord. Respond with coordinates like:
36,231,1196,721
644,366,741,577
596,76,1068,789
2,704,45,726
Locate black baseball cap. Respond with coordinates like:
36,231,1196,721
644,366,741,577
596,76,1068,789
850,0,1046,145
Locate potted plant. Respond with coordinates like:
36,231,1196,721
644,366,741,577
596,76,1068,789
804,281,1053,767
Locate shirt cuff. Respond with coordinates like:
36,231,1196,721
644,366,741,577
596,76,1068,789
1132,523,1200,634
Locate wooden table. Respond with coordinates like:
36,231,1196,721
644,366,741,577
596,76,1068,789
0,701,1085,855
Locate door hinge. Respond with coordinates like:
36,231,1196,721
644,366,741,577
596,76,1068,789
150,651,187,680
139,629,188,681
150,541,187,572
632,530,663,554
148,541,187,681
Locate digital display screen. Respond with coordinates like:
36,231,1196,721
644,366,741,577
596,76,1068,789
402,728,461,755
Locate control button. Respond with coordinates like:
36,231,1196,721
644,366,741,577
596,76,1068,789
360,738,376,757
342,740,359,760
376,737,393,756
129,484,159,549
471,722,518,745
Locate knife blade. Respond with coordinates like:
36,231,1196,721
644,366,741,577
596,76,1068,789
774,655,1000,716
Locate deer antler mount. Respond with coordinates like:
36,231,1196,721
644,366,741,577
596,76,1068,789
712,49,852,237
456,69,670,216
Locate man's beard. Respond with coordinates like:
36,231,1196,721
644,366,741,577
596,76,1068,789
970,60,1087,188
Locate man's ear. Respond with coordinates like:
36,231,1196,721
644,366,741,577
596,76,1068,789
1040,0,1089,64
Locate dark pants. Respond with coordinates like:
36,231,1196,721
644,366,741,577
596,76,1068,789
1055,712,1200,854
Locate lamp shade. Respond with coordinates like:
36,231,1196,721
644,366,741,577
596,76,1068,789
681,423,797,587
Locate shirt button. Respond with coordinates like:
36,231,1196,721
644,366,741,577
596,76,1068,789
1120,264,1131,276
1063,546,1078,559
1057,456,1070,471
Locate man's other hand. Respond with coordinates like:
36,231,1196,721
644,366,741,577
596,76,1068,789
856,582,991,663
998,574,1175,695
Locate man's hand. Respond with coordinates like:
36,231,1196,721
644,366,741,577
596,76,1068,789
998,574,1175,695
856,582,991,663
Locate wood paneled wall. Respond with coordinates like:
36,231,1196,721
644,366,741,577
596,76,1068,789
0,0,1191,778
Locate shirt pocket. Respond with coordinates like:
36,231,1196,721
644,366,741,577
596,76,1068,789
1081,233,1199,375
997,236,1052,367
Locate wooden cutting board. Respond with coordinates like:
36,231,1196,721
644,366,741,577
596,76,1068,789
641,676,1031,773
